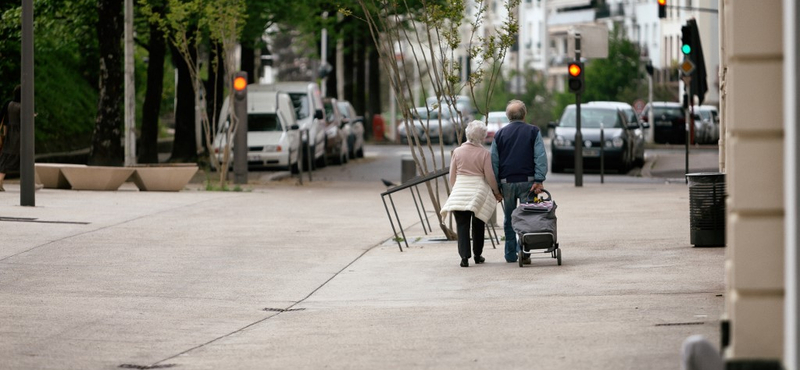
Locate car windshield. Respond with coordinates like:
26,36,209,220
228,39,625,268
337,103,352,119
698,110,712,120
248,113,282,132
288,93,310,120
559,107,623,128
654,106,684,119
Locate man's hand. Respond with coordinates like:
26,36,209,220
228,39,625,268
531,182,544,194
494,192,503,202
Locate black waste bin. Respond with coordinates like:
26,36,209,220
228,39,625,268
686,172,726,247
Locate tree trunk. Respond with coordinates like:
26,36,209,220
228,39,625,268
343,32,355,103
354,32,367,117
325,32,336,99
205,40,225,139
241,44,255,83
367,45,381,139
138,11,166,164
169,43,197,162
89,0,124,166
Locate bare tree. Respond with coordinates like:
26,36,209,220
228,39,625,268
351,0,519,239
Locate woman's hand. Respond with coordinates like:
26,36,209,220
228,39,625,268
494,193,503,202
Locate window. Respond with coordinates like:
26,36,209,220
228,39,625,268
248,113,282,132
559,107,624,128
288,93,310,120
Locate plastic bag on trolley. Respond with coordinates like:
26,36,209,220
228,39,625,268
511,192,557,248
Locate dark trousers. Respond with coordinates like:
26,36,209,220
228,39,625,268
453,211,485,259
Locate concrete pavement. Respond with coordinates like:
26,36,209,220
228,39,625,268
0,145,724,369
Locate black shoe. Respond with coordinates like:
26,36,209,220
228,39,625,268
460,258,469,267
474,256,485,264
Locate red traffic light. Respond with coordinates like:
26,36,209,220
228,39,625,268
568,63,582,77
233,76,247,91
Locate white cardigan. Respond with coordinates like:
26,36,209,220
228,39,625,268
440,175,497,223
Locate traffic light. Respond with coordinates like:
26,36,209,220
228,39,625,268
233,72,247,100
658,0,666,18
681,25,692,55
567,61,585,94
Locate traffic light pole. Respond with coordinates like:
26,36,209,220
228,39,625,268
574,35,583,187
683,77,692,184
233,72,248,185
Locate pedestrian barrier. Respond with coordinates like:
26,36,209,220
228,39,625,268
380,166,499,251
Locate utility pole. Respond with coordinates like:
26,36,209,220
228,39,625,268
124,0,136,167
21,0,34,206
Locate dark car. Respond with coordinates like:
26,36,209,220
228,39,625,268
550,103,643,173
322,97,349,165
641,102,686,144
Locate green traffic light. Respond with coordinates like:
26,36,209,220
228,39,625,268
682,44,692,54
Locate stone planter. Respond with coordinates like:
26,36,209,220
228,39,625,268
60,166,135,191
35,163,86,189
131,164,198,192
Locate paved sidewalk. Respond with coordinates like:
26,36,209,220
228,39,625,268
0,173,724,369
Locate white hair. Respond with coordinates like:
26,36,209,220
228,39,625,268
465,120,487,144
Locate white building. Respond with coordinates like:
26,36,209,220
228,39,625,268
469,0,719,105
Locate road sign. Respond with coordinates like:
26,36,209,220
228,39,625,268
633,99,645,115
680,58,696,76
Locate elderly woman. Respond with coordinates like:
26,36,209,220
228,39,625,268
441,120,503,267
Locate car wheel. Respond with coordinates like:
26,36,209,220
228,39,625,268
551,158,564,174
291,160,300,174
356,146,364,158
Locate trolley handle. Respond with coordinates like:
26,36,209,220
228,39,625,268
526,189,552,203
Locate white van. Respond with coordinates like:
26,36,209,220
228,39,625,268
259,82,327,169
215,85,301,172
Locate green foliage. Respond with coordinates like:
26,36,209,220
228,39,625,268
473,67,554,129
0,0,98,153
34,50,97,153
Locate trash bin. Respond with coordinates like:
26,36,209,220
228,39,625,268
686,172,726,247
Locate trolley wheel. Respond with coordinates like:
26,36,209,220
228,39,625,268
518,250,524,268
556,248,562,266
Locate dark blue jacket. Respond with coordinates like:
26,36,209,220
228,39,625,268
490,121,547,184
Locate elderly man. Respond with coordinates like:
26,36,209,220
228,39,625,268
491,99,548,264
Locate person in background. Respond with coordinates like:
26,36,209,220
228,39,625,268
441,120,503,267
491,99,548,264
0,85,21,191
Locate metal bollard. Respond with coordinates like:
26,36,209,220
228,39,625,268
600,124,604,184
401,155,416,183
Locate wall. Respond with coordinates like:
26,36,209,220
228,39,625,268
722,0,785,363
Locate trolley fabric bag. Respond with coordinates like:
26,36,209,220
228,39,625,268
511,195,557,248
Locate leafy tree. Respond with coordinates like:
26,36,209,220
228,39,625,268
551,25,675,119
141,0,246,188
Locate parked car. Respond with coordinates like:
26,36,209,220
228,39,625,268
260,82,327,169
322,97,349,165
214,85,301,172
336,100,365,159
586,101,646,166
695,105,719,145
484,111,510,144
425,95,476,124
640,102,686,144
550,103,643,173
398,106,457,145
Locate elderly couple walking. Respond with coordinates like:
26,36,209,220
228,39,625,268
441,99,548,267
